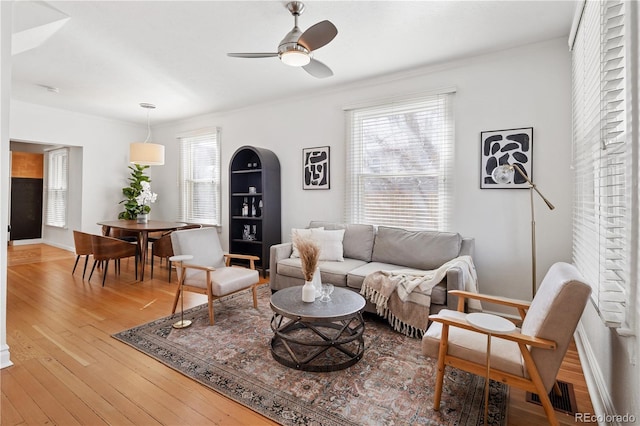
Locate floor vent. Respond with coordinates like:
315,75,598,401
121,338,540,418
526,380,577,415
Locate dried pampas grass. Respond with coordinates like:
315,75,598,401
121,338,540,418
293,234,320,281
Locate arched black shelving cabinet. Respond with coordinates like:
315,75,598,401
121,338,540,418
229,146,281,277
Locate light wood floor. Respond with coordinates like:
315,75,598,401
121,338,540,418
2,244,594,425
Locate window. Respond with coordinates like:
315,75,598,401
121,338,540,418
571,0,635,328
345,91,455,230
178,130,221,225
45,147,68,228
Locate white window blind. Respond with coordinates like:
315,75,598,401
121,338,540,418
45,147,68,228
178,130,221,225
572,0,629,328
345,92,454,231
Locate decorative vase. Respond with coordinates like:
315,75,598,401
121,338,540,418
311,266,322,298
302,280,316,303
137,213,149,224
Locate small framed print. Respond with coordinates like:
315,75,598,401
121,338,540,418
303,146,330,190
480,127,533,189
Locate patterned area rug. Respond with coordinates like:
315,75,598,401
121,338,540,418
113,287,508,425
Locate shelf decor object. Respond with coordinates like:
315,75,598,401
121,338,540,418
491,163,555,297
480,127,532,189
229,146,281,277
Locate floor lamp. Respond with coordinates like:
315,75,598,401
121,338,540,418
492,164,555,298
170,254,194,329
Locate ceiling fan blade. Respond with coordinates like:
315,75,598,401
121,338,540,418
302,58,333,79
227,53,278,58
297,20,337,51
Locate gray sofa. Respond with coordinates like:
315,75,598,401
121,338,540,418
269,221,475,314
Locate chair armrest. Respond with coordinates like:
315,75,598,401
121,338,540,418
428,314,556,350
224,253,260,269
181,263,216,272
225,253,260,261
450,290,530,319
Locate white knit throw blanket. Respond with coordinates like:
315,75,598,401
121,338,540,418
360,255,481,337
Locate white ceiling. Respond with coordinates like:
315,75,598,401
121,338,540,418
10,0,577,125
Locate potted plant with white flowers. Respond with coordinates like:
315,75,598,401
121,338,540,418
119,164,158,222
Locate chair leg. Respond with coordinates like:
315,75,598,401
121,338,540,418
82,256,89,279
433,324,450,411
150,249,155,279
72,255,80,274
519,342,559,426
207,294,215,326
102,260,109,287
168,259,172,282
89,260,98,281
252,284,258,308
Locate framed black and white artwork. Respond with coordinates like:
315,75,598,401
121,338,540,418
480,127,533,189
303,146,330,190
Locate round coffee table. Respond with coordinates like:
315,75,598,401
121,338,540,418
269,286,366,372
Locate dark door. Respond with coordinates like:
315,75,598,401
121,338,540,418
10,177,43,240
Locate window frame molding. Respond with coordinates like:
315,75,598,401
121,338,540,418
344,88,456,231
177,128,221,226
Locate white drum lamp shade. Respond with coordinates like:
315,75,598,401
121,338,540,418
129,102,164,166
130,142,165,166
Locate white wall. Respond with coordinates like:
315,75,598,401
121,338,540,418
1,0,14,369
153,37,572,303
9,101,147,250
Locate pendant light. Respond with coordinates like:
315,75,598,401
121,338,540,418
129,103,165,166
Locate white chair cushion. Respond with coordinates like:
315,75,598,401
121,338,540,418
184,266,259,297
171,227,226,269
422,309,524,378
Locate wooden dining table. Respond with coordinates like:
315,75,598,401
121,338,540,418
97,220,187,281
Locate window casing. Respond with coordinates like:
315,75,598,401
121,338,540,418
178,130,221,225
345,91,454,231
45,147,68,228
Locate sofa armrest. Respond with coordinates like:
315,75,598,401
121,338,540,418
445,266,464,310
269,242,293,289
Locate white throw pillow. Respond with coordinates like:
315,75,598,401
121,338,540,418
290,227,324,258
314,229,345,261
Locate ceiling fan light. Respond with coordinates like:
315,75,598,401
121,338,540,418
280,50,310,66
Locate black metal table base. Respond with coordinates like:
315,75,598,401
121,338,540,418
270,312,365,372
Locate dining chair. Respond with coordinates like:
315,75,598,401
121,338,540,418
89,234,138,286
72,230,93,279
169,227,260,325
150,224,202,281
422,262,591,426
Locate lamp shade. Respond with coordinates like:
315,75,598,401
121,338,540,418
130,142,165,166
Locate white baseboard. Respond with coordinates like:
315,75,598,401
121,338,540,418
574,321,616,426
0,343,13,369
43,240,74,253
11,238,43,245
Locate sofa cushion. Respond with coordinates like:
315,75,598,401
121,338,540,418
372,226,462,270
291,228,344,261
309,221,375,262
277,257,367,287
290,227,324,258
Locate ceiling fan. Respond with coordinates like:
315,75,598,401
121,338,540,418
227,1,338,79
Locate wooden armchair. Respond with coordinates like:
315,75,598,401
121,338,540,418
170,227,260,325
89,234,138,286
150,224,203,281
72,230,93,279
422,262,591,425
